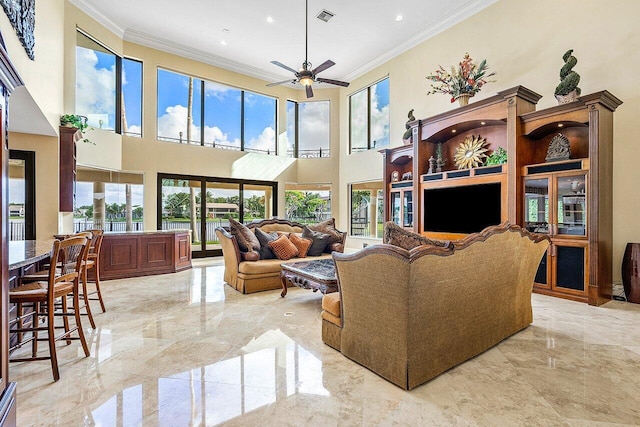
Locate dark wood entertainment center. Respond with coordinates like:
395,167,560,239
380,86,622,305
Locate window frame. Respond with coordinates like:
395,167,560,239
349,76,389,154
286,99,331,158
156,67,278,155
76,29,143,137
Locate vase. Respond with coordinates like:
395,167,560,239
554,90,579,104
622,242,640,304
456,93,471,107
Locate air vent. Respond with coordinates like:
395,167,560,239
316,9,335,22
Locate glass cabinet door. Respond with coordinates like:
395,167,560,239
524,177,549,234
391,191,401,225
556,174,586,237
403,191,413,228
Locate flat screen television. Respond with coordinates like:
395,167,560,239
423,183,502,234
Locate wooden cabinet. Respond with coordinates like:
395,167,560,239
380,144,415,231
99,231,192,280
0,34,23,427
382,87,621,305
59,126,78,212
520,92,622,304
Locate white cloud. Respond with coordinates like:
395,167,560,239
158,104,241,148
246,127,276,153
75,47,116,129
299,101,330,152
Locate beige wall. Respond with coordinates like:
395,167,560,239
338,0,640,280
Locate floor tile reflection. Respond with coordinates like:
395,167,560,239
10,258,640,426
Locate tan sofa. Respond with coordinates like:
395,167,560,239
216,218,345,294
321,223,549,390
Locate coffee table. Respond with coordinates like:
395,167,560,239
280,258,338,297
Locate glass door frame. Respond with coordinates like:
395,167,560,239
9,150,36,240
157,173,278,258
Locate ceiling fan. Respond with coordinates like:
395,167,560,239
267,0,349,98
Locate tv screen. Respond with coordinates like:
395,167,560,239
424,183,502,234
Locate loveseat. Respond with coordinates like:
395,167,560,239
321,223,549,390
216,218,345,294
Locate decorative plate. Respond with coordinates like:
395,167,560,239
454,135,489,169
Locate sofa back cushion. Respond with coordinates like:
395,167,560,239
383,221,452,251
302,226,332,256
229,218,261,252
308,219,343,245
254,228,278,259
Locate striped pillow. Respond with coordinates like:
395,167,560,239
289,234,312,258
268,235,299,260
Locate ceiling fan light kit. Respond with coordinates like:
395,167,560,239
268,0,349,98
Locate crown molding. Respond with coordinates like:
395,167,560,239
342,0,498,82
124,29,292,86
68,0,125,38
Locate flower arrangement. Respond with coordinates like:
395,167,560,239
426,53,496,103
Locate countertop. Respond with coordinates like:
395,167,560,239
8,240,54,270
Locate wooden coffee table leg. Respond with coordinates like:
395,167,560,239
280,272,288,298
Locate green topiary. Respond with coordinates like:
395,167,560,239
554,49,581,96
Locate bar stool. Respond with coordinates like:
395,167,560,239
84,229,106,313
9,236,91,381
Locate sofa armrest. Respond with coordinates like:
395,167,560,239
216,227,243,287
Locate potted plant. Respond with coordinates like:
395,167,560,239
60,114,92,143
426,53,496,106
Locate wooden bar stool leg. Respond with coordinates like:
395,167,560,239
32,302,40,357
16,303,23,344
61,296,71,345
48,303,60,382
73,288,90,357
95,271,106,313
82,267,96,329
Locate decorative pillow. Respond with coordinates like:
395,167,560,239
241,251,260,262
268,235,299,260
308,219,343,245
229,218,260,252
302,226,332,256
254,228,278,259
326,242,344,254
383,221,453,251
289,234,312,258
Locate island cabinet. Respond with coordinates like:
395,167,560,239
520,91,622,305
382,86,621,305
99,231,192,280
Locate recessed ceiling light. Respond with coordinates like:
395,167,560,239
558,123,564,127
220,40,227,46
452,129,457,133
266,16,274,23
396,14,403,22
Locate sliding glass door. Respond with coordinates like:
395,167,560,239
158,174,277,257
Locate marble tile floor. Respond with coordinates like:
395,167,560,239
10,257,640,426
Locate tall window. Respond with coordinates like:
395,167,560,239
350,181,384,238
157,68,277,155
75,30,142,136
286,100,330,158
8,150,35,240
349,77,389,153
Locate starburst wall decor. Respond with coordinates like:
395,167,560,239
0,0,35,60
453,135,488,169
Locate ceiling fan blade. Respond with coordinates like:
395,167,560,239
312,60,335,75
316,77,350,87
271,61,298,75
266,79,294,87
306,85,314,98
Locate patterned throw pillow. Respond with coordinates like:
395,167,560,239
383,221,453,251
229,218,260,252
308,218,343,245
302,226,332,256
254,228,278,259
268,235,299,260
289,234,312,258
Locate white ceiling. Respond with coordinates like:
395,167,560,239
71,0,497,86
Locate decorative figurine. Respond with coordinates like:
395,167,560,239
545,133,571,162
436,143,445,173
391,170,400,182
427,156,436,174
402,109,416,142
